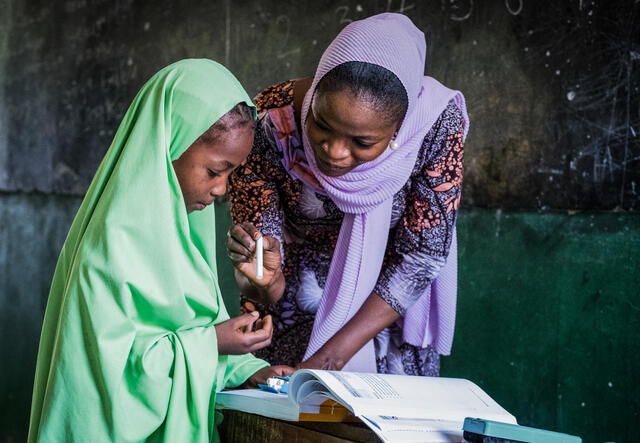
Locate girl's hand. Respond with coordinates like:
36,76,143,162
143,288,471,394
243,365,296,388
226,222,282,289
215,312,273,355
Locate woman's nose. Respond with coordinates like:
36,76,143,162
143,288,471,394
324,140,350,160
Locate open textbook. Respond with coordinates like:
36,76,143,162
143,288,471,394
216,370,517,442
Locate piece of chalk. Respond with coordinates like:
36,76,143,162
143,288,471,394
256,235,263,280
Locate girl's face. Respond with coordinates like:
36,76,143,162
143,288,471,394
173,126,253,212
305,90,398,177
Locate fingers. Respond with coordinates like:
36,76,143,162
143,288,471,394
244,326,272,349
247,367,270,387
250,315,271,336
240,301,256,315
242,222,263,242
262,235,280,252
227,223,277,267
249,365,296,387
257,315,273,335
241,316,273,352
271,365,296,376
227,238,252,264
231,311,259,330
227,223,258,262
219,311,274,354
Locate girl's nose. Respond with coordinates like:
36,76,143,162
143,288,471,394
210,180,227,197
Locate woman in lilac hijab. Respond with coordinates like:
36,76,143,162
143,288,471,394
227,13,469,375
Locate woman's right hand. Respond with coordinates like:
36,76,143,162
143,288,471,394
215,311,273,355
226,222,282,290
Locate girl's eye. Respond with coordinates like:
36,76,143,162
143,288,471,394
207,169,219,178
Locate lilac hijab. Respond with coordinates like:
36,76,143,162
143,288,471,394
297,13,469,371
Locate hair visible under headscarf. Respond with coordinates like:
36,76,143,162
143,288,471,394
195,102,257,145
316,61,409,125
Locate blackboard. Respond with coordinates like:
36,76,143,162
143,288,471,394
1,0,638,209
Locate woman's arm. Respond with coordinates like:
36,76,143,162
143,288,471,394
298,292,399,370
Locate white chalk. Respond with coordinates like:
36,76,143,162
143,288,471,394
256,235,263,280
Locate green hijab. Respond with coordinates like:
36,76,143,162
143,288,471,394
28,59,268,443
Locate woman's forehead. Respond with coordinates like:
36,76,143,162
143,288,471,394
313,90,395,135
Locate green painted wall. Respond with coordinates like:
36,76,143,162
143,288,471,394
441,210,640,442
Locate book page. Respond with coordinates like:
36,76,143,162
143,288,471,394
216,388,352,422
361,416,465,442
215,389,299,421
295,370,517,424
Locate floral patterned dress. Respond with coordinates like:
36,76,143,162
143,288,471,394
229,80,465,376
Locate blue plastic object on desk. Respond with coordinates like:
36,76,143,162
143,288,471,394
258,375,290,394
463,418,581,443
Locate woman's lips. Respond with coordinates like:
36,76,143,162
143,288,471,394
315,157,349,173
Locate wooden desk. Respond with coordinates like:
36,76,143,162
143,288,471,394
218,410,382,443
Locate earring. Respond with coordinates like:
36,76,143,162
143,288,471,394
389,132,399,150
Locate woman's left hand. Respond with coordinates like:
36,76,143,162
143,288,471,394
243,365,296,388
295,352,345,371
295,293,401,372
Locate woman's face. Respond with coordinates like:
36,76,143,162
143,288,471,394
305,90,399,177
173,126,253,212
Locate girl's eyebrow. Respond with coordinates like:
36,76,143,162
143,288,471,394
211,160,235,170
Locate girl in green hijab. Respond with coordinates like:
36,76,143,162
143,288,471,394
27,59,292,443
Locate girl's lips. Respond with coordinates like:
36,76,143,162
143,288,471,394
194,202,206,210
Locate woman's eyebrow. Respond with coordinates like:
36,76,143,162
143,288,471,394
353,134,380,141
315,108,381,141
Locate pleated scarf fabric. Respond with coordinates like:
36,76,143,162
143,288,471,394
298,14,470,371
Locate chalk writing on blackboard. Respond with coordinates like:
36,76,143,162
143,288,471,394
504,0,523,16
447,0,526,21
449,0,474,22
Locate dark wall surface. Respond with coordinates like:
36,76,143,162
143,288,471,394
1,1,639,442
1,0,638,208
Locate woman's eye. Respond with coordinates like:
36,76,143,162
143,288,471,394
207,169,219,178
313,117,328,131
354,140,374,148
